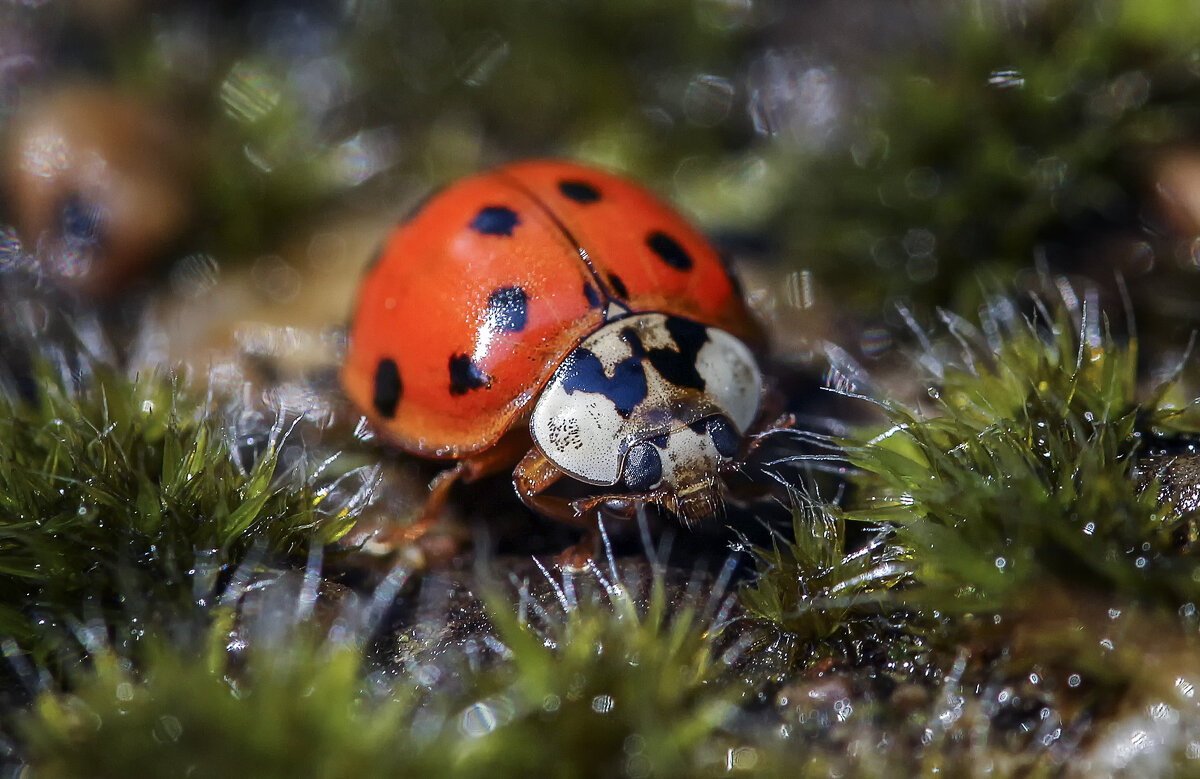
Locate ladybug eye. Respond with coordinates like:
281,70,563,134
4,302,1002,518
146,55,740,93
624,442,662,491
707,415,739,458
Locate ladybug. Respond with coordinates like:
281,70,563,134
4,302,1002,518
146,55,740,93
342,160,767,557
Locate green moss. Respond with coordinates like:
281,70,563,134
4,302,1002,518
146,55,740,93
738,498,913,669
22,566,766,778
763,1,1200,315
0,344,373,668
22,628,426,778
454,571,750,777
843,296,1200,611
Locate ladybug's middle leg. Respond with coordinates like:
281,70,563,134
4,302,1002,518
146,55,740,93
382,429,532,548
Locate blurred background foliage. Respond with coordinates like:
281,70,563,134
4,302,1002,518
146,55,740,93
8,1,1200,343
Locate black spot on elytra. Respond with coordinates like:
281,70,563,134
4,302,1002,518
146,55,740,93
470,206,520,237
373,358,402,418
646,231,693,271
558,179,601,203
583,281,601,307
624,442,661,490
607,273,628,299
449,353,490,395
486,286,528,332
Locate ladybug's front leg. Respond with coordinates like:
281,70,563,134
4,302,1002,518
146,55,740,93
514,448,646,568
513,446,591,524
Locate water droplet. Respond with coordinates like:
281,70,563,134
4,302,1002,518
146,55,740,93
905,167,941,200
591,694,614,714
726,747,759,771
906,253,938,282
747,53,840,148
860,327,893,357
456,30,510,87
988,69,1025,89
903,228,937,257
327,128,398,187
783,270,815,309
683,74,735,127
460,702,498,737
153,715,183,744
0,226,25,268
697,0,754,31
1033,156,1068,190
19,130,71,179
220,61,282,122
169,253,220,298
1189,237,1200,268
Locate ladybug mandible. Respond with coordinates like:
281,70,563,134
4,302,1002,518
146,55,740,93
342,160,767,556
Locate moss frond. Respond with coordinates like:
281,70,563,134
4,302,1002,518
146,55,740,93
22,620,426,778
738,497,913,668
844,296,1199,610
0,340,376,667
21,563,767,778
447,565,752,776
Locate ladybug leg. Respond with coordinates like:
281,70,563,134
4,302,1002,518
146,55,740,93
513,448,643,569
514,448,644,526
512,446,585,525
513,448,598,569
381,431,531,550
369,460,473,554
735,381,796,447
396,461,469,543
742,411,797,458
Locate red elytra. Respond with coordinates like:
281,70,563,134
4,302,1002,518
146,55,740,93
342,159,762,461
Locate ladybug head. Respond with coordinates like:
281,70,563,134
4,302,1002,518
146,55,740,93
620,413,741,525
531,312,761,525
